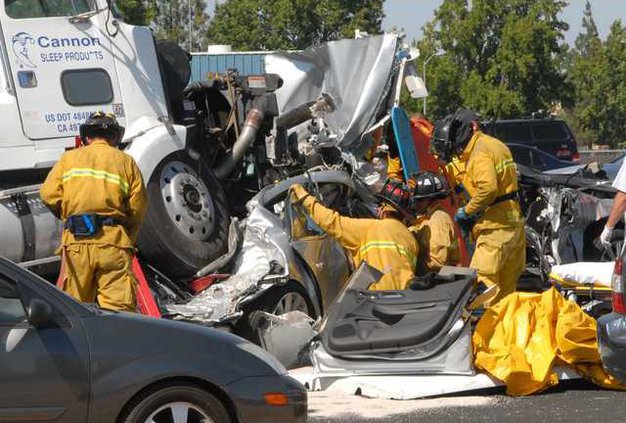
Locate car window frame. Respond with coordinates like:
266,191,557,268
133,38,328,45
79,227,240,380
0,259,90,328
0,276,29,328
286,196,328,242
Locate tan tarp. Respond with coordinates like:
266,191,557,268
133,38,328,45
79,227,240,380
473,287,626,395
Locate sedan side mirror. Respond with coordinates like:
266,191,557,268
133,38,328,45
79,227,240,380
27,298,52,328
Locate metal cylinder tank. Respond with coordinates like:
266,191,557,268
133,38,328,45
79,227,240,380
0,185,62,264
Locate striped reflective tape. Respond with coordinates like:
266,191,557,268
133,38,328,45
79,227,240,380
62,168,129,194
359,241,417,264
495,159,516,173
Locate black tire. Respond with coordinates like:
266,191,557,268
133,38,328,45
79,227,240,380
122,384,230,423
235,281,316,345
138,151,230,280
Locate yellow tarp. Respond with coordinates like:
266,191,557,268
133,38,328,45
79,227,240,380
472,287,626,396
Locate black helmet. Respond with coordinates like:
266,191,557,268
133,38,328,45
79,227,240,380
79,111,125,145
431,109,479,162
431,114,454,162
409,171,450,202
379,178,411,210
452,108,479,154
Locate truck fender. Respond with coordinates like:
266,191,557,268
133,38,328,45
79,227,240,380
124,123,188,181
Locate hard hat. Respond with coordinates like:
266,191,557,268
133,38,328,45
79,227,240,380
430,114,455,162
379,178,411,210
79,111,125,145
431,109,479,162
409,171,450,202
451,108,479,155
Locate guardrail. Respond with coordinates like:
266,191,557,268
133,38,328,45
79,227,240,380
579,149,624,165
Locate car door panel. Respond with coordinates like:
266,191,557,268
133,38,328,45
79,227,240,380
0,270,89,422
287,193,352,311
291,237,352,311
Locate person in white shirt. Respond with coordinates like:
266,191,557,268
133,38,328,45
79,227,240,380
600,157,626,247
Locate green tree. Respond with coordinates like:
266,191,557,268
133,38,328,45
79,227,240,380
206,0,385,51
115,0,154,26
153,0,210,51
412,0,570,121
564,0,607,147
599,20,626,147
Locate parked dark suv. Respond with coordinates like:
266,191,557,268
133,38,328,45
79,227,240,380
482,119,580,162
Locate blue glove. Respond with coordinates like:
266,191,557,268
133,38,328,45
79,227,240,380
455,207,469,223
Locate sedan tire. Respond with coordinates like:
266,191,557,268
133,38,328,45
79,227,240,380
122,384,231,423
236,281,316,345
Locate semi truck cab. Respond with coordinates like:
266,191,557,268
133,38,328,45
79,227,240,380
0,0,170,173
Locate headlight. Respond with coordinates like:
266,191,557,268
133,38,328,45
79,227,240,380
237,341,287,375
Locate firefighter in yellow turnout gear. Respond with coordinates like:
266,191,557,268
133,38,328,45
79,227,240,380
40,112,147,311
408,171,460,274
432,109,525,304
290,180,418,291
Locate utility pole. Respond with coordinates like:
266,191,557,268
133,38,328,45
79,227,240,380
188,0,193,51
422,51,444,116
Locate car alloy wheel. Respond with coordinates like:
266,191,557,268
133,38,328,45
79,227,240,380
272,291,310,315
143,401,215,423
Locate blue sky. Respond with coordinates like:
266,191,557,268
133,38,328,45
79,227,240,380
205,0,626,46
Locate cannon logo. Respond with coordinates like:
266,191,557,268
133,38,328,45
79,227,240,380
11,32,37,68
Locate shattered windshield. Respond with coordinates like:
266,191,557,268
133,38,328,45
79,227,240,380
5,0,93,19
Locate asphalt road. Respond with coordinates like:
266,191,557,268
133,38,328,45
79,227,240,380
308,380,626,422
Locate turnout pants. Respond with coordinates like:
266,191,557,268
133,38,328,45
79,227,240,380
470,225,526,305
63,244,137,312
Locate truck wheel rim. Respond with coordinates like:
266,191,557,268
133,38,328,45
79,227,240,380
160,161,215,241
144,401,214,423
272,292,309,315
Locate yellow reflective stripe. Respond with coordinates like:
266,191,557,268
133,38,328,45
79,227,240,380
359,241,416,264
494,159,515,173
62,168,129,194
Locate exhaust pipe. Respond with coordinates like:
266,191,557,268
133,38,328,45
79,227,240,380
214,107,265,180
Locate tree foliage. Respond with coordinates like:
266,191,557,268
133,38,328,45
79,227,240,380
115,0,154,26
206,0,385,50
412,0,570,121
153,0,210,50
565,1,626,147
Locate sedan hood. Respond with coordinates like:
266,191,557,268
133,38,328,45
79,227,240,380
83,310,286,381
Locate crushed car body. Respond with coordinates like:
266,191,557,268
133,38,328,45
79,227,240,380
153,34,412,333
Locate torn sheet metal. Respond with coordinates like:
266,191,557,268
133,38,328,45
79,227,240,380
547,188,612,264
258,310,316,369
266,34,398,154
165,206,288,324
195,217,241,277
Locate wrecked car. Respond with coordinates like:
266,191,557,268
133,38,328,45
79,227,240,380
162,170,376,341
519,164,619,280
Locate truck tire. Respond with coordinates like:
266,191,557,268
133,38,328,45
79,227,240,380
138,152,230,280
